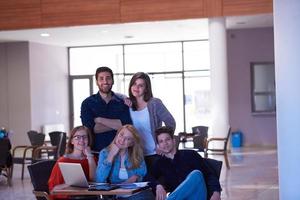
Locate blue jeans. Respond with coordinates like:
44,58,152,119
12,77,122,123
116,189,155,200
167,170,207,200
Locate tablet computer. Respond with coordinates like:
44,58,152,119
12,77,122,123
88,184,120,191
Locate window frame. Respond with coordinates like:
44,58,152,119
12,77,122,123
250,62,276,115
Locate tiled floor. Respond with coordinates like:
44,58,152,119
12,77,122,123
0,147,278,200
219,148,278,200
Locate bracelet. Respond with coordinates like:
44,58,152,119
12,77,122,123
86,154,94,157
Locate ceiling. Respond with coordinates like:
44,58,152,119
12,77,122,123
0,14,273,47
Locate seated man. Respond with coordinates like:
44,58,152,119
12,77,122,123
151,126,221,200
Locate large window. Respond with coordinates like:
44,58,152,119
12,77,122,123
70,46,123,75
183,41,210,70
250,62,276,114
124,43,182,73
71,77,92,127
69,41,211,134
184,71,211,131
183,41,211,132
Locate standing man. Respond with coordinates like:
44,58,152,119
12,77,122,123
81,66,132,152
151,126,221,200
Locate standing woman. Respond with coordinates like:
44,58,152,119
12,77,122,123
128,72,176,168
96,125,154,200
48,126,96,200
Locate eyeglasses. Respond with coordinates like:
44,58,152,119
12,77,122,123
73,135,88,140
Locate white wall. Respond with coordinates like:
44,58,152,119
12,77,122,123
0,42,32,145
227,28,276,147
29,42,69,134
0,44,8,126
0,42,69,146
274,0,300,198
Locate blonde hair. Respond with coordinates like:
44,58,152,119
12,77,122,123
109,125,144,169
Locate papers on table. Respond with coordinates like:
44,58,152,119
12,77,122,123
88,182,149,190
113,182,149,189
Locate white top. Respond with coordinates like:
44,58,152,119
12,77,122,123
119,167,129,180
130,107,156,155
117,167,131,198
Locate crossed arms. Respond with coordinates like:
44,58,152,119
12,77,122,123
93,117,122,134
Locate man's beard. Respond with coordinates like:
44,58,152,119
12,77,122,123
99,85,112,94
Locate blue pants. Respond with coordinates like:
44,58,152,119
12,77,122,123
167,170,207,200
116,189,155,200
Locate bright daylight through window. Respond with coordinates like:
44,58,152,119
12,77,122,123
69,40,211,134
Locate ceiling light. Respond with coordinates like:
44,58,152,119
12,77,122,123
40,33,50,37
124,35,134,39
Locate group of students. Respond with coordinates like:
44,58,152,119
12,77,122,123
48,66,221,200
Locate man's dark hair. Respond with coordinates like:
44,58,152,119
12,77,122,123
95,66,114,81
155,126,174,142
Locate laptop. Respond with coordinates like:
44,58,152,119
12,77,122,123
58,162,146,191
58,162,91,188
58,162,121,191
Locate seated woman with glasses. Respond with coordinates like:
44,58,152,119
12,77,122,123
48,126,97,200
96,124,154,200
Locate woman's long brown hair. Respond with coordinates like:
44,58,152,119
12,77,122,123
128,72,153,111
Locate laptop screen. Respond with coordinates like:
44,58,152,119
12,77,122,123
58,162,89,187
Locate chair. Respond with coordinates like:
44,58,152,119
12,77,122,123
0,138,13,186
33,131,66,162
192,126,209,151
204,127,232,169
178,126,209,150
204,158,223,179
27,160,56,200
203,158,222,198
28,160,101,200
192,126,209,136
12,130,45,179
49,131,67,158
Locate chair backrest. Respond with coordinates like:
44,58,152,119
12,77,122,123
204,158,222,179
27,160,56,200
49,131,67,158
192,126,208,137
193,135,206,151
224,127,232,151
28,130,45,146
0,138,11,165
192,126,208,151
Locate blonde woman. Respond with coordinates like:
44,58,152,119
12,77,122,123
96,124,154,200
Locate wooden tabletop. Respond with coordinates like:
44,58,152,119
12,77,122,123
51,184,149,196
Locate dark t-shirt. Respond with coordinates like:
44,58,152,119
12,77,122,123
151,150,221,198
